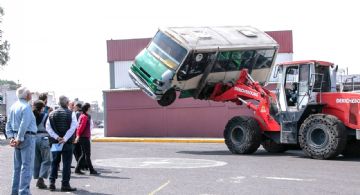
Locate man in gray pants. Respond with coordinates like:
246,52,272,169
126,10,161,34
32,100,51,189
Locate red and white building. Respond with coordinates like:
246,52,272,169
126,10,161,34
104,30,293,137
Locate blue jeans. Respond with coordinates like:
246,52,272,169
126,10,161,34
49,143,74,186
33,135,51,179
11,134,36,195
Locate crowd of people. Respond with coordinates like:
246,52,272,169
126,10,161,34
5,86,99,195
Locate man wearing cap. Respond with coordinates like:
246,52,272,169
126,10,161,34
6,86,37,195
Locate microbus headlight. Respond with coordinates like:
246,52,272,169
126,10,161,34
153,79,164,87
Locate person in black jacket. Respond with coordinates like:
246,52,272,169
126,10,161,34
46,95,77,192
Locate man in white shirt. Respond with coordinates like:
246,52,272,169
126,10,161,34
46,95,78,192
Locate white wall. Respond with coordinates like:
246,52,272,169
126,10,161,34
114,61,137,88
275,53,293,64
6,90,17,117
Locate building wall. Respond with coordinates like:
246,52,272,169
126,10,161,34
104,89,253,137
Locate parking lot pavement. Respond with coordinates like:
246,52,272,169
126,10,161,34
1,141,360,195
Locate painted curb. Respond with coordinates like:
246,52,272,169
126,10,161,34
92,137,225,143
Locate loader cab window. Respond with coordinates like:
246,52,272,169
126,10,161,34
284,66,299,107
268,65,282,83
298,64,311,108
312,65,331,92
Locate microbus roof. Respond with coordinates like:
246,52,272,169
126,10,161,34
160,26,279,51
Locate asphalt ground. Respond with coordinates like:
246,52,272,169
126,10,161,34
1,139,360,195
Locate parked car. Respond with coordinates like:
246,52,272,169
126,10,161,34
0,114,7,138
97,121,104,128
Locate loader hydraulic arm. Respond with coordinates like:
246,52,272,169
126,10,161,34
209,69,280,131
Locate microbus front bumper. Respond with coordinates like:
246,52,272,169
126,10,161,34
128,69,162,100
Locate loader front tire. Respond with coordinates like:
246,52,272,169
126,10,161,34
224,116,261,154
299,114,347,160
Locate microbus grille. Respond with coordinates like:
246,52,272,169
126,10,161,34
140,67,151,78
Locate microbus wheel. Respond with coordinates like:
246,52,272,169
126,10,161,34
224,116,261,154
157,88,176,107
299,114,347,160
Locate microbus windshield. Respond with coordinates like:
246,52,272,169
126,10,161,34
147,31,187,70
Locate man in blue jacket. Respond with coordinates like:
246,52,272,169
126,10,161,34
6,87,37,195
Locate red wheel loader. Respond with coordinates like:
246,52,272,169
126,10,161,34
207,60,360,159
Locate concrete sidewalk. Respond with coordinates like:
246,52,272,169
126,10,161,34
0,128,224,143
91,128,224,143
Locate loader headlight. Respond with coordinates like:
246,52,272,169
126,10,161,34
153,79,164,87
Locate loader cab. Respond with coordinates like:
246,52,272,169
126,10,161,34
275,60,334,112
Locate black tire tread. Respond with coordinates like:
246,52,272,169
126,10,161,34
299,114,347,159
157,88,176,107
224,116,261,154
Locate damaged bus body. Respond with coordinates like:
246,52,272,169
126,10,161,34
129,26,279,106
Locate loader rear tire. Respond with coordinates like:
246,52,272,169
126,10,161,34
224,116,261,154
342,139,360,158
299,114,347,160
262,139,288,153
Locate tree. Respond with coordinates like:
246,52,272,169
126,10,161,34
0,79,19,90
0,6,10,66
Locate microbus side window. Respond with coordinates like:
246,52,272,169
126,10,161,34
211,50,253,73
177,52,216,81
210,49,274,73
252,49,275,70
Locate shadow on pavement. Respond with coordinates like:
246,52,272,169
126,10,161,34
178,147,360,161
0,139,9,146
72,189,113,195
293,155,360,161
177,149,302,157
177,150,231,155
70,168,130,180
95,168,121,174
95,175,130,180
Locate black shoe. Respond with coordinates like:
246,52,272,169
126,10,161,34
61,185,77,192
49,183,56,191
75,169,85,175
90,170,100,175
81,167,89,171
36,178,47,189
